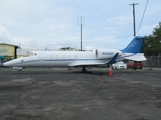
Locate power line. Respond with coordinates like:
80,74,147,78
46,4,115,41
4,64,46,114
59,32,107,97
137,0,149,33
82,35,133,44
20,35,133,47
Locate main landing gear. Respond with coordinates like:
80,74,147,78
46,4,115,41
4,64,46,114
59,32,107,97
82,66,92,73
82,67,87,73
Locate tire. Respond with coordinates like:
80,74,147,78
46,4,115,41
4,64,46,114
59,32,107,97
18,69,23,74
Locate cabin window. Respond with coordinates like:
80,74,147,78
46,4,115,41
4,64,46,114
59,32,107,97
62,55,65,59
74,55,77,59
50,55,53,59
56,55,59,59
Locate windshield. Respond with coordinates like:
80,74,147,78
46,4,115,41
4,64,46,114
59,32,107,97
23,52,35,57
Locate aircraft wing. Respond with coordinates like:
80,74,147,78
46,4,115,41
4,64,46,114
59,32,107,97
68,61,104,67
68,53,119,67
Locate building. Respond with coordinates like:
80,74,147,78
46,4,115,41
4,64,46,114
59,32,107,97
0,43,20,65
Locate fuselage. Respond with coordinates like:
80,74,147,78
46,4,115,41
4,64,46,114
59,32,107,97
3,49,124,68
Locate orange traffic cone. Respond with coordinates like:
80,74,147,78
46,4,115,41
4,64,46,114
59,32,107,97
108,66,113,76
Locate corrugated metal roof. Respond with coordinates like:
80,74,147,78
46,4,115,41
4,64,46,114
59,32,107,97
0,43,21,49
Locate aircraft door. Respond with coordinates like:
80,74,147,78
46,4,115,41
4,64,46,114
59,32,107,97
39,52,46,60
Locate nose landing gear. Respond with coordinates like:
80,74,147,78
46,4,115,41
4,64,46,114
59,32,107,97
18,69,23,74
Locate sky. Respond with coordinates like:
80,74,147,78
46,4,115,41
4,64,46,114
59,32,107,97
0,0,161,50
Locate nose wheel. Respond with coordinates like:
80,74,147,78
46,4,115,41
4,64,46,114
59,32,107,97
18,69,23,74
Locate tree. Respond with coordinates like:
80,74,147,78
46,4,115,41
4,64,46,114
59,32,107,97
143,22,161,56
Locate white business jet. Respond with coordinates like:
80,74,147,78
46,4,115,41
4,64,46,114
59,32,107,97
3,36,146,74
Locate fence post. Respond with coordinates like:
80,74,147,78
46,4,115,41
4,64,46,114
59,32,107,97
158,54,160,70
151,55,153,70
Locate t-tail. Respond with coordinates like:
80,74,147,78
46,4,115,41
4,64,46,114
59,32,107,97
121,36,147,61
121,36,146,53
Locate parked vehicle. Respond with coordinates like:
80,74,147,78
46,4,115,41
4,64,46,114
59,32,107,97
126,61,143,70
112,61,127,70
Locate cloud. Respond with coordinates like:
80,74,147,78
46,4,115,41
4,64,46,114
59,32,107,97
0,0,161,50
0,25,9,37
144,1,161,17
137,24,157,35
104,15,133,36
0,25,12,43
93,36,118,43
107,16,131,26
0,0,29,26
12,37,34,46
0,25,35,47
51,24,72,30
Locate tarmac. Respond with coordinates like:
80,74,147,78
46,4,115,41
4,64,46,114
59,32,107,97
0,68,161,120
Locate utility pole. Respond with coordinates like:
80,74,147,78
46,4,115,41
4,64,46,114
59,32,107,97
129,3,138,37
78,17,85,51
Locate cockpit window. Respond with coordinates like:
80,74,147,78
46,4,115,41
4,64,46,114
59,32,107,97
23,52,35,57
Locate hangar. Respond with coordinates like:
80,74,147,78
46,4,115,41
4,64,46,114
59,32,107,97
0,43,20,65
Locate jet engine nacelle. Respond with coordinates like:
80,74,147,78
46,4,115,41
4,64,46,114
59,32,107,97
95,49,119,59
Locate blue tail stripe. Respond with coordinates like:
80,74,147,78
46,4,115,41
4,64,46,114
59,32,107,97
121,36,146,53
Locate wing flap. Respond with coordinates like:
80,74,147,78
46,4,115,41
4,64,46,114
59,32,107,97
68,62,104,67
68,53,119,67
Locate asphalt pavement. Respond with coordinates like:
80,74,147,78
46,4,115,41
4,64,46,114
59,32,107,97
0,68,161,120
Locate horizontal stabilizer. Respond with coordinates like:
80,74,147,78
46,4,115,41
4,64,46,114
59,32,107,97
125,53,146,61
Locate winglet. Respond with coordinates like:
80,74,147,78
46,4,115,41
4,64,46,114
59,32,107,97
107,53,119,64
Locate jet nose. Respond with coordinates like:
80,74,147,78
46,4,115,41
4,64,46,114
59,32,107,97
3,61,13,67
3,62,8,67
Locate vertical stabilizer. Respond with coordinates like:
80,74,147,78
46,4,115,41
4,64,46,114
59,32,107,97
121,36,146,53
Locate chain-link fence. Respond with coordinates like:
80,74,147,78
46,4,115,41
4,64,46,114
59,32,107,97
144,56,161,69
